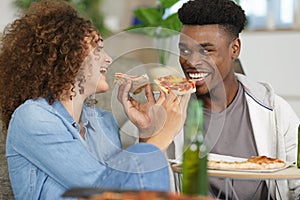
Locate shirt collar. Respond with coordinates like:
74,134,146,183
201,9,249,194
80,105,97,131
52,99,78,129
235,73,274,110
52,99,100,131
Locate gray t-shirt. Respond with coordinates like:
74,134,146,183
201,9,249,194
205,82,270,200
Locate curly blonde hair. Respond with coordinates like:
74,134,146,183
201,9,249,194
0,0,99,135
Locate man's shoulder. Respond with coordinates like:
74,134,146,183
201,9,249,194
236,73,275,110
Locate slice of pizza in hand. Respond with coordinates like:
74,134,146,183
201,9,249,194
114,73,149,94
154,75,196,95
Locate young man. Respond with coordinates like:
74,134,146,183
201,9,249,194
176,0,300,199
0,0,190,199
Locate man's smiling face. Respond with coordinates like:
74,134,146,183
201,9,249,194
179,24,238,96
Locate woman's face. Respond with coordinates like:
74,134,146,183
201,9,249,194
79,36,112,96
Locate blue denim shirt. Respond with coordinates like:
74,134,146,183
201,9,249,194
6,98,170,200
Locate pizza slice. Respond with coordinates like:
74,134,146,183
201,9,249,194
114,73,149,95
207,155,286,170
154,75,196,95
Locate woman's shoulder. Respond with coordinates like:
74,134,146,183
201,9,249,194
14,98,50,112
8,98,66,135
11,98,59,124
16,98,55,113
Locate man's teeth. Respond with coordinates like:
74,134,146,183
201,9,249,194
189,72,208,80
100,68,107,73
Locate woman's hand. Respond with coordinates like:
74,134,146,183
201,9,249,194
117,81,165,132
118,80,191,150
143,91,190,150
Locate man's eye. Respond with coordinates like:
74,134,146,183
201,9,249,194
200,49,209,54
180,48,190,55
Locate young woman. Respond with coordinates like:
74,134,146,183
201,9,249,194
0,0,190,199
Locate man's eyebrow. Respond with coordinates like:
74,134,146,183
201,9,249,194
178,42,215,48
199,42,214,48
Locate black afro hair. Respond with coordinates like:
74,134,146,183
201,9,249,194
178,0,247,37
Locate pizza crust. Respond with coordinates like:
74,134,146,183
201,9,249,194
114,73,149,94
207,156,286,170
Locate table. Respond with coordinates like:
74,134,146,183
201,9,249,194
171,164,300,200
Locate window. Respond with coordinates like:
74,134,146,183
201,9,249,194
240,0,296,30
165,0,299,30
240,0,268,29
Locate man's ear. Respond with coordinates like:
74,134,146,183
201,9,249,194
231,38,241,59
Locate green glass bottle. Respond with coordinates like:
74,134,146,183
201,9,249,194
297,124,300,168
181,99,208,196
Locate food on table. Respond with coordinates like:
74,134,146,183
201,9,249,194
207,155,286,170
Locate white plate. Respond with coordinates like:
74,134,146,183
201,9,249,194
208,153,247,162
207,153,294,173
168,153,247,164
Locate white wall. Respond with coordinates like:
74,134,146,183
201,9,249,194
239,31,300,117
0,1,17,31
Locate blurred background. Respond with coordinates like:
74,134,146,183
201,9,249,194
0,0,299,118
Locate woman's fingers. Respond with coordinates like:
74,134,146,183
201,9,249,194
144,84,155,104
179,93,191,120
165,91,178,104
117,80,132,103
117,80,135,115
155,88,166,105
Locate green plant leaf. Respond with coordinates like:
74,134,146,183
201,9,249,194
125,0,182,39
160,0,179,9
161,13,181,32
133,7,163,26
156,28,178,38
124,24,147,31
125,26,161,38
14,0,38,9
13,0,112,37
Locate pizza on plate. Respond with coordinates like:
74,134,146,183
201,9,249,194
207,155,286,170
114,73,149,94
154,75,196,95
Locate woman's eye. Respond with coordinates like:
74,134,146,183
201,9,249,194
95,45,103,53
